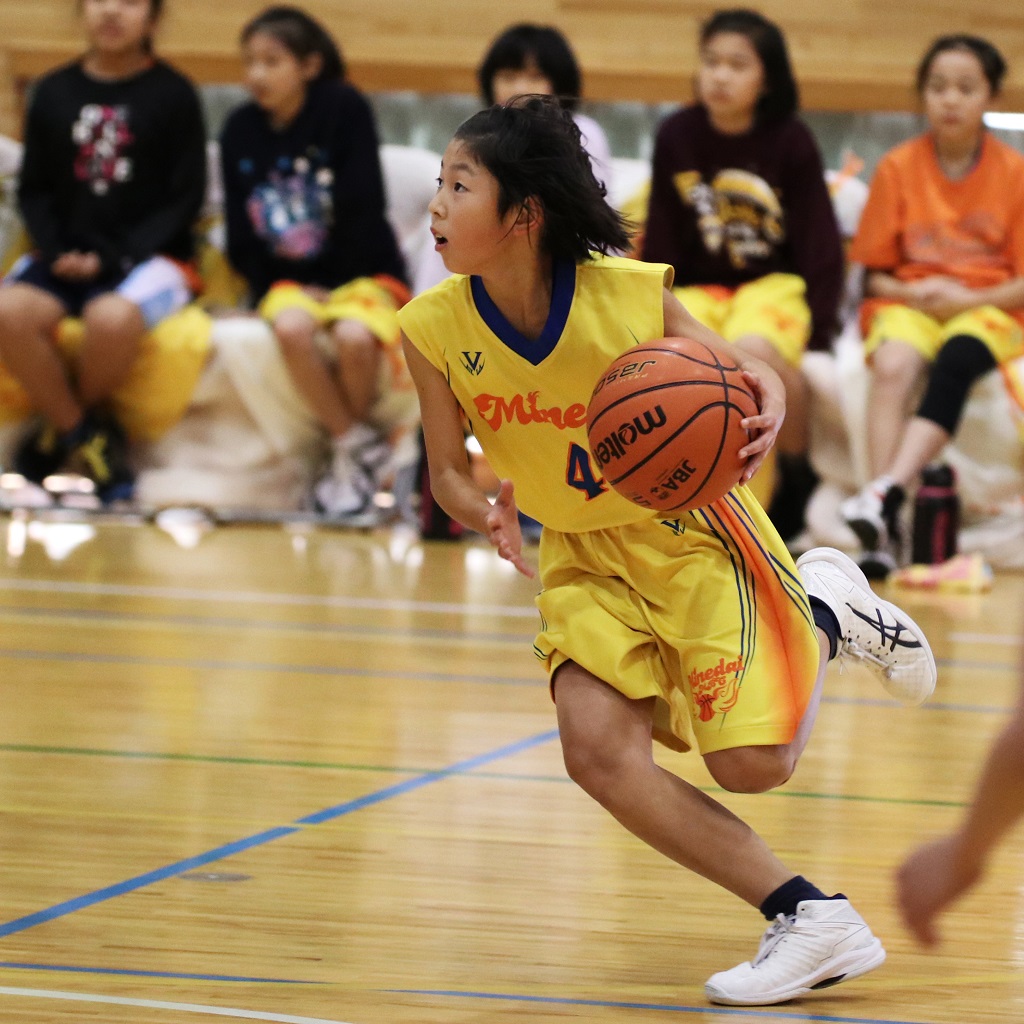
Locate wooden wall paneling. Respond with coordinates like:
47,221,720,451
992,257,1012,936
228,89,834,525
2,0,1024,136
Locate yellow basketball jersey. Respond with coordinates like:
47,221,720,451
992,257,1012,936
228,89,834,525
399,255,673,532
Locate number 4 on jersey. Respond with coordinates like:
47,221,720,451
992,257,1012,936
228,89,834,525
566,442,608,500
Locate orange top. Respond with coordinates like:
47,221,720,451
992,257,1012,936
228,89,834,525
850,133,1024,291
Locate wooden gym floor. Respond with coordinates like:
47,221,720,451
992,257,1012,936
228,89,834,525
0,512,1021,1024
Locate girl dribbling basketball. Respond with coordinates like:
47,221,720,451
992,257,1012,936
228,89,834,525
399,96,937,1007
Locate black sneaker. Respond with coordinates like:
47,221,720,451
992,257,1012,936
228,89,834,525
12,421,68,483
767,453,820,543
857,547,898,581
64,414,134,503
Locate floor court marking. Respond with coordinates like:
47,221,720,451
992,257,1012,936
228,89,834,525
2,602,1020,649
0,729,559,938
0,987,355,1023
0,577,538,618
0,742,978,811
389,989,927,1023
0,647,1014,704
2,603,1019,653
0,646,543,687
0,961,316,983
0,603,529,647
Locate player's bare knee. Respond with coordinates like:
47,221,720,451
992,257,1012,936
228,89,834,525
733,333,775,366
0,287,63,340
871,342,920,392
272,310,319,356
704,746,794,794
331,318,376,352
83,295,144,339
560,736,625,801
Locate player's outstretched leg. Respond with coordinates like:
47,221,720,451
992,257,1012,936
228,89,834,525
705,897,886,1005
796,546,936,706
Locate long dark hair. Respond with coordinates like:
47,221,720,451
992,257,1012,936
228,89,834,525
240,5,345,82
916,34,1007,95
478,24,582,111
699,8,799,122
454,97,630,263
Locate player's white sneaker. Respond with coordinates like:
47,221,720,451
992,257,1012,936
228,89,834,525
840,482,890,550
705,898,886,1006
796,546,936,706
315,425,390,526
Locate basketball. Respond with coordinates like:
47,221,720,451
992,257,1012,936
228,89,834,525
586,337,760,513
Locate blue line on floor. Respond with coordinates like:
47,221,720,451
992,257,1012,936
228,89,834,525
0,960,315,983
0,729,559,939
390,988,930,1023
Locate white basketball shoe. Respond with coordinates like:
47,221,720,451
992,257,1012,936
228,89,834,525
705,898,886,1005
796,546,936,706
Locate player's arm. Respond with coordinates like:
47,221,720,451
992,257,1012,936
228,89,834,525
402,333,534,577
896,677,1024,946
661,287,784,481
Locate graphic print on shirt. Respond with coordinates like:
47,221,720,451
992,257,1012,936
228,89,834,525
674,168,784,269
904,213,1005,273
243,148,334,261
72,104,134,196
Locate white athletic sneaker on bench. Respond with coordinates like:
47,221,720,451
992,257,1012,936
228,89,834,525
705,898,886,1006
796,546,936,706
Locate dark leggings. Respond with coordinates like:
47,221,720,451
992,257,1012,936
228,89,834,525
916,333,997,435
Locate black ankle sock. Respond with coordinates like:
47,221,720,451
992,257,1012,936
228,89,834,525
760,875,838,920
810,597,841,661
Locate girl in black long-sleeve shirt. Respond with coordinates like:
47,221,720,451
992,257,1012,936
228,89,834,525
0,0,206,497
219,6,408,522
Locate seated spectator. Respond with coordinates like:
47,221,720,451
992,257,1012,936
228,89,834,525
0,0,206,501
842,35,1024,574
479,23,612,190
414,22,613,296
641,8,843,535
219,5,409,524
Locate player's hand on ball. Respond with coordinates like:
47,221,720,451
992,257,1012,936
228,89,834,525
485,479,535,578
737,368,785,482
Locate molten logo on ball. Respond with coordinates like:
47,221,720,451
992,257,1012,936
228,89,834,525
586,336,759,513
591,406,667,467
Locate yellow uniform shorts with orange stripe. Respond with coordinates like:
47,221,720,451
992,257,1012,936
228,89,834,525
860,300,1024,366
533,485,821,755
674,272,812,368
258,277,404,347
258,277,416,419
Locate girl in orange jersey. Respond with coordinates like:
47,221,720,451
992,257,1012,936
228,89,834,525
398,96,936,1006
842,35,1024,573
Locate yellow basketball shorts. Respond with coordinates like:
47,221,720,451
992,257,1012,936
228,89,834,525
861,300,1024,366
534,486,821,755
258,277,403,348
258,277,415,407
674,272,812,368
0,306,213,440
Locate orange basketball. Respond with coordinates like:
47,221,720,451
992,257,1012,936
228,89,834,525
586,337,759,513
